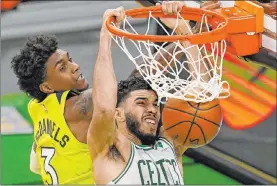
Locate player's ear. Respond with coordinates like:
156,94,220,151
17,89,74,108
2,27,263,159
39,82,55,94
115,107,125,122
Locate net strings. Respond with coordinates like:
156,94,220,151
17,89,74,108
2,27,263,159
110,11,230,103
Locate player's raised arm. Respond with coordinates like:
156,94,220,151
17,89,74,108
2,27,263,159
87,7,125,161
128,1,220,81
177,1,221,83
127,1,186,79
156,1,220,83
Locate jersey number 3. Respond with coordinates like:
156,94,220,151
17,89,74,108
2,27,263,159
41,147,59,185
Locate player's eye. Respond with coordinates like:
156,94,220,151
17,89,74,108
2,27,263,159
59,64,66,72
153,102,160,107
68,57,73,62
137,101,145,105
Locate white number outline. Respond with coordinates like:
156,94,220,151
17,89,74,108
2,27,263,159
41,147,59,185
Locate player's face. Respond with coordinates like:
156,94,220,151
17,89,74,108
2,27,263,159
44,49,89,92
124,89,161,145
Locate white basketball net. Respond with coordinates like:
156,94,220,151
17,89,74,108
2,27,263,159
110,11,230,103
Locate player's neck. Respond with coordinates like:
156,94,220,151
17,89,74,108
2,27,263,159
128,134,142,145
118,122,144,145
122,129,143,145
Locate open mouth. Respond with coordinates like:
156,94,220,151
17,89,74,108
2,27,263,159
144,118,156,125
77,74,85,81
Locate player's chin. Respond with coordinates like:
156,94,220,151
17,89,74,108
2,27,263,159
146,126,158,136
75,79,89,91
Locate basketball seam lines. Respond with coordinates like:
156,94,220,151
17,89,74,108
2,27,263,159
182,103,200,145
165,120,194,131
165,120,207,144
164,107,220,127
165,120,208,144
187,101,219,111
192,122,207,144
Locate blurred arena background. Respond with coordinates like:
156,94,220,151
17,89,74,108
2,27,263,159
1,0,276,185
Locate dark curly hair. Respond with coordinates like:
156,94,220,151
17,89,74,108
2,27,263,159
116,76,157,107
11,35,58,102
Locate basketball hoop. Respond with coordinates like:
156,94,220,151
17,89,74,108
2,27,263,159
106,5,230,103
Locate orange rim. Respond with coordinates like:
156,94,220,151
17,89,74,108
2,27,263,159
106,6,229,44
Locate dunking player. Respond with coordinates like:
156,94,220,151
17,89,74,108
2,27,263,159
10,1,216,185
88,2,211,184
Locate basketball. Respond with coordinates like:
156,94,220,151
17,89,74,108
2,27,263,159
162,98,222,148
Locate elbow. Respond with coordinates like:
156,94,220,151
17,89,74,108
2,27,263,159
92,89,117,113
30,165,41,175
94,105,116,116
93,96,117,115
30,149,41,175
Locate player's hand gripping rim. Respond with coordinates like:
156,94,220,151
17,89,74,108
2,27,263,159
101,6,125,36
156,1,194,35
156,1,183,15
192,1,221,33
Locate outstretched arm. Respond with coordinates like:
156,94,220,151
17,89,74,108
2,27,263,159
128,1,186,79
177,1,221,83
127,42,185,79
128,1,220,81
87,7,125,161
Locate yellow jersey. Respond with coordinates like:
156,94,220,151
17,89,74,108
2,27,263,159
28,90,94,184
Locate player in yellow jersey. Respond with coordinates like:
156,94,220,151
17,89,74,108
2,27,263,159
11,35,95,184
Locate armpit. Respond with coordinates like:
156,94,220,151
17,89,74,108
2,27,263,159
108,145,124,162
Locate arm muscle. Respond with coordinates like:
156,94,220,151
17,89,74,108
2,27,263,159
87,33,118,161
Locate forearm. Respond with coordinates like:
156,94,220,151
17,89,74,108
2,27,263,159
175,22,211,82
128,22,192,80
128,43,185,79
182,41,211,82
93,34,117,110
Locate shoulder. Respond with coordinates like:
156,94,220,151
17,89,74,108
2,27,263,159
27,98,38,111
64,89,93,121
158,126,175,145
158,126,188,157
74,89,93,114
